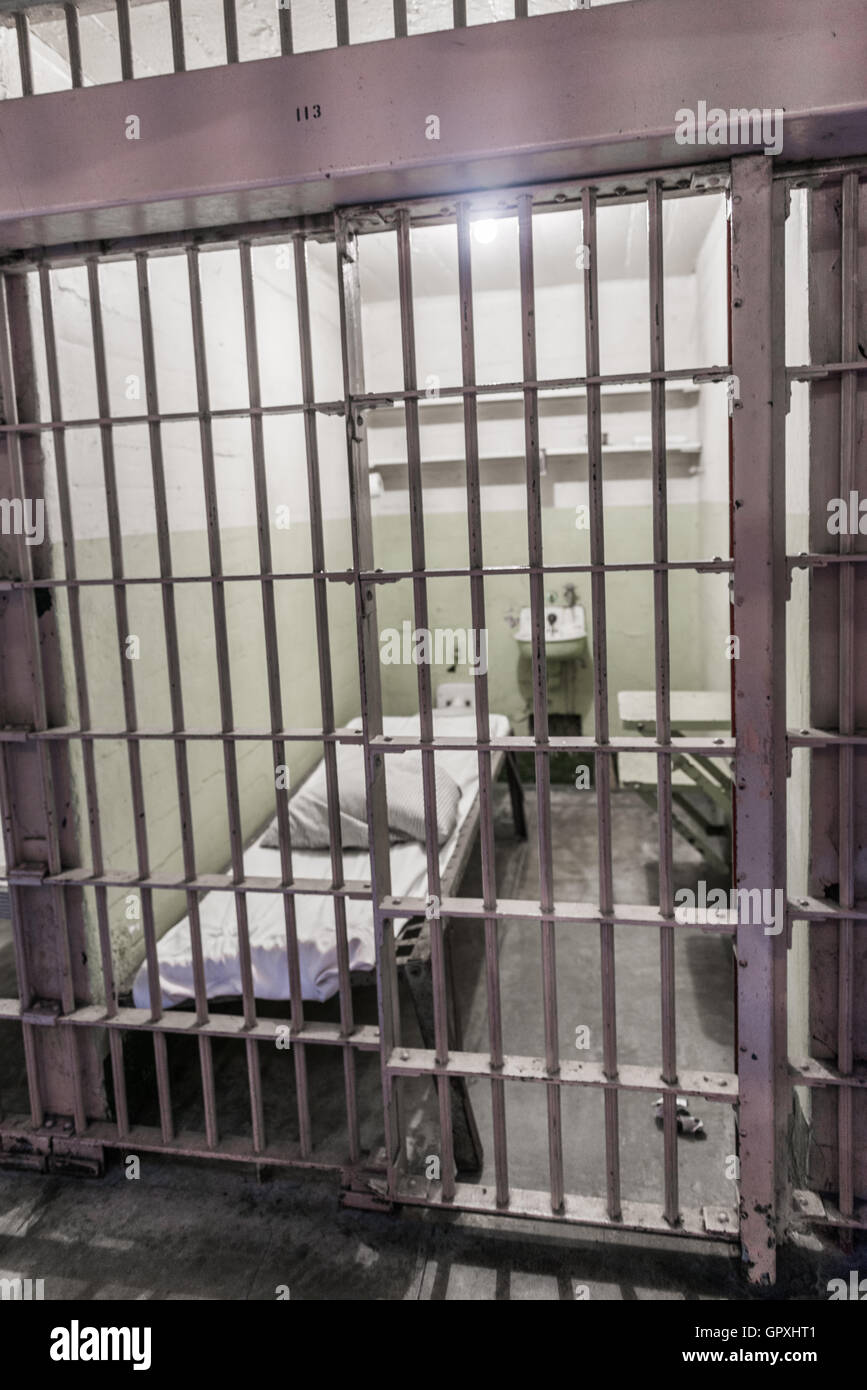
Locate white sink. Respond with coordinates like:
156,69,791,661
513,605,587,662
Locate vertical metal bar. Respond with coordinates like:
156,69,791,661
135,252,216,1136
457,200,509,1207
38,267,116,1022
15,13,33,96
116,0,134,80
222,0,239,63
335,0,350,46
518,193,563,1213
730,155,788,1286
109,1029,129,1138
185,247,258,1037
514,0,528,15
278,2,293,55
87,257,174,1141
835,170,858,1229
168,0,185,71
396,209,455,1200
648,180,679,1225
581,187,620,1221
64,4,83,88
289,234,349,1159
0,274,89,1132
199,1032,218,1148
393,0,407,38
240,237,342,1160
335,213,402,1192
453,0,467,28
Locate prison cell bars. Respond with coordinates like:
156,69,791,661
3,0,550,97
517,193,564,1213
456,199,509,1208
394,207,456,1199
0,271,92,1134
834,170,858,1235
336,212,404,1193
647,180,679,1224
87,257,178,1144
339,182,739,1236
240,237,334,1158
581,186,621,1223
288,233,359,1160
0,178,745,1236
134,252,219,1147
1,228,383,1166
781,162,867,1244
37,263,127,1134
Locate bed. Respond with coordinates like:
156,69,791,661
130,709,525,1175
131,711,520,1012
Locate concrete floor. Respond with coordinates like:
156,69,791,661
0,784,857,1298
0,1156,857,1301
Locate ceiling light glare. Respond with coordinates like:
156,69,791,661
471,219,498,245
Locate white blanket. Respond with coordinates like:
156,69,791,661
131,712,510,1007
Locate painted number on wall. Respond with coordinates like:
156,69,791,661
296,105,322,121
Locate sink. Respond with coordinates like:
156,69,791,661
513,605,587,662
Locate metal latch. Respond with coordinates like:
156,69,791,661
20,999,61,1027
7,861,48,884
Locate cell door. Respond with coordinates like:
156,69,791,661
0,155,791,1285
336,154,787,1284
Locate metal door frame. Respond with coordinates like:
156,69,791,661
2,150,855,1287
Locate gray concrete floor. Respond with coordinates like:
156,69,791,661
0,785,858,1298
0,1157,856,1300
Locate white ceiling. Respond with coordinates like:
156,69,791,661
358,194,724,301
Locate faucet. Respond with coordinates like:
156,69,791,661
563,584,578,608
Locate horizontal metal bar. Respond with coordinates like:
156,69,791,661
787,360,867,381
352,366,732,406
0,214,337,274
787,895,867,923
776,156,867,184
0,725,365,743
32,870,374,898
789,1058,867,1089
0,401,345,434
0,731,734,762
789,554,867,574
788,727,867,747
382,897,737,931
0,1115,353,1174
0,999,380,1048
369,734,733,756
392,1179,738,1241
0,558,734,592
791,1191,867,1232
387,1048,738,1101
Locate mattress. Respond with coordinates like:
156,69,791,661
131,711,510,1008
